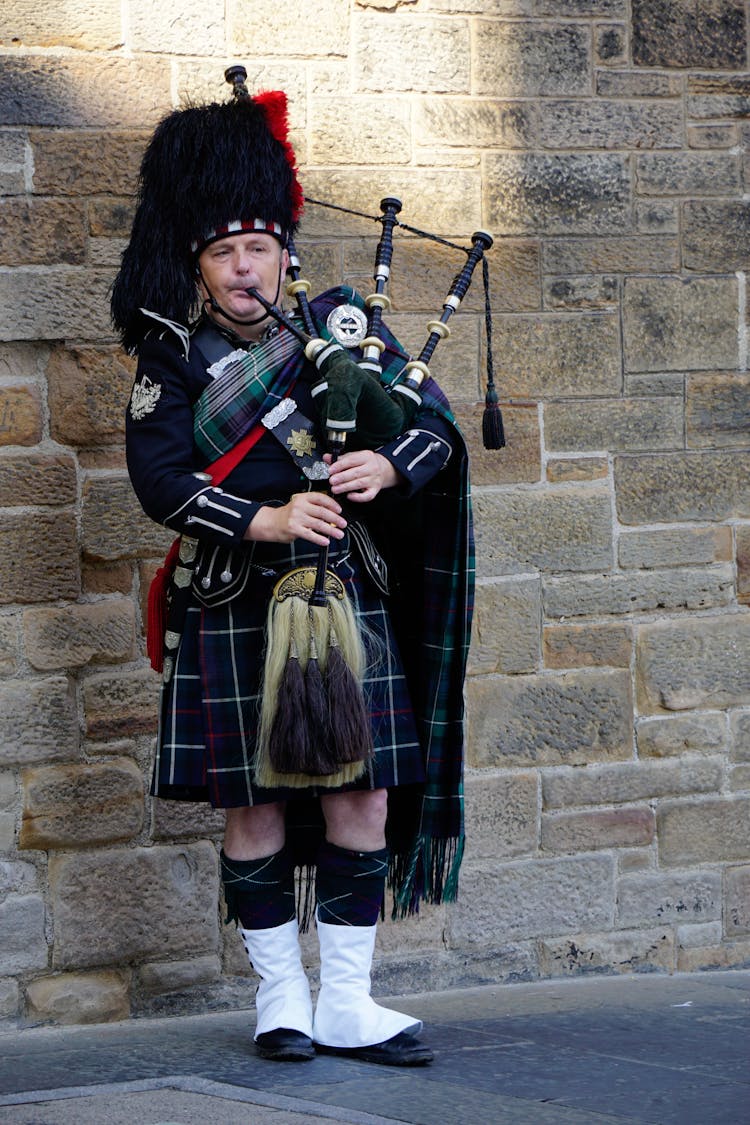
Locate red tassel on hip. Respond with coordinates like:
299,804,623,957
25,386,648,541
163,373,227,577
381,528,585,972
146,536,181,673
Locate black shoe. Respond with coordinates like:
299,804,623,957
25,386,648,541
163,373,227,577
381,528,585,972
315,1030,433,1067
255,1028,315,1061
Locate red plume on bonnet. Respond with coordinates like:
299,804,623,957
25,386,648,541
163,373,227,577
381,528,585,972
255,90,304,223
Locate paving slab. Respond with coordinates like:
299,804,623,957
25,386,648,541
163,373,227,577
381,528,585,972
0,971,747,1125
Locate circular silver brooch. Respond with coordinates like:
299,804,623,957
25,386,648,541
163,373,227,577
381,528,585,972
326,304,368,348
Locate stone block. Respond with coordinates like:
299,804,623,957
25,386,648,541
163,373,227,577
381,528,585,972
636,713,728,759
637,151,740,195
543,622,631,670
0,342,47,380
619,526,732,570
687,123,738,148
687,373,750,448
387,312,481,403
637,615,750,713
543,236,679,274
297,168,483,243
0,814,15,852
464,770,539,860
0,615,20,676
79,448,127,472
545,397,683,453
23,600,135,672
387,237,541,315
730,764,750,789
625,372,684,396
540,100,681,150
617,870,721,928
738,526,750,603
618,849,655,873
0,677,78,767
539,928,673,977
546,457,609,483
447,855,615,944
0,893,48,972
311,97,410,164
49,842,219,969
594,22,627,64
416,98,536,149
20,757,144,850
684,201,750,272
485,313,621,398
1,1,122,49
83,667,160,739
454,404,541,486
544,565,734,619
632,0,746,68
137,955,221,995
688,94,750,119
82,560,134,597
129,0,224,52
473,484,613,577
231,0,350,57
534,0,626,12
151,798,226,842
474,20,590,97
487,154,630,236
616,451,750,524
623,277,738,374
725,865,750,936
0,980,19,1018
676,920,723,949
0,56,171,129
634,201,679,234
0,452,76,507
88,199,135,239
677,939,750,972
0,511,80,604
467,576,540,675
0,268,113,341
542,756,725,807
467,668,632,768
596,71,682,98
730,711,750,761
26,971,130,1025
0,198,86,266
0,383,42,446
30,129,146,195
354,15,469,93
542,808,655,853
81,476,172,561
0,858,37,896
47,345,134,447
657,797,750,864
543,276,618,310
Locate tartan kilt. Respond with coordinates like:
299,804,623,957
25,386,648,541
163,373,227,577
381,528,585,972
153,535,425,808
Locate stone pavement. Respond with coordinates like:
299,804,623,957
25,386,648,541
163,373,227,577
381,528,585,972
0,970,747,1125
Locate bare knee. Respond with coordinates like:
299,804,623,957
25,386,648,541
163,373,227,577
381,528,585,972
224,802,286,860
321,789,387,851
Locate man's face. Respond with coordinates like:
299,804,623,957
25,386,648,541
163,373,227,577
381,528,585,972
197,232,289,339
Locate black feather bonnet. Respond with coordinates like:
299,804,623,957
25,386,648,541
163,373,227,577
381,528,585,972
111,84,303,353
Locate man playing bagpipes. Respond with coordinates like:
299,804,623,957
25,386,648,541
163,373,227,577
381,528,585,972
110,68,478,1067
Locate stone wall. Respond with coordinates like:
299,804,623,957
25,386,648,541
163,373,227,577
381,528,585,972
1,0,749,1026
